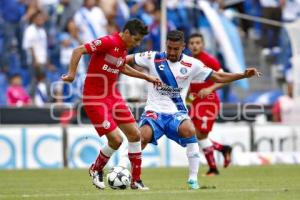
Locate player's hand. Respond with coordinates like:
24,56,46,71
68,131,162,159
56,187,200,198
198,88,213,99
244,67,262,78
61,73,75,82
146,75,162,88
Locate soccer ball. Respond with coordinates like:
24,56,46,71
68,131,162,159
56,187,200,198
107,166,131,189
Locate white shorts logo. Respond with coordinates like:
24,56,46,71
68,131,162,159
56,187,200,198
102,120,111,129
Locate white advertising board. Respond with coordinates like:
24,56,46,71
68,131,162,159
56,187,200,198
0,126,63,169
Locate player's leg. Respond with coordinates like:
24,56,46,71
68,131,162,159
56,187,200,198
210,139,232,168
118,122,149,190
113,99,149,189
196,129,219,176
177,119,200,189
89,129,123,189
140,124,154,150
84,102,121,189
195,99,232,168
192,99,222,175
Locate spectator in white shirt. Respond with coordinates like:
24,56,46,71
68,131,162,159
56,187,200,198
74,0,108,43
23,10,48,69
22,10,55,94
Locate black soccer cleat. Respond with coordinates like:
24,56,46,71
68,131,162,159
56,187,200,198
222,145,232,168
205,168,220,177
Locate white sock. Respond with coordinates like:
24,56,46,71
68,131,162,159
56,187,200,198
101,144,116,157
198,138,213,150
128,141,141,153
118,147,129,168
186,143,200,181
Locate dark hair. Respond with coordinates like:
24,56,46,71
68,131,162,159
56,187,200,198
188,32,204,41
123,18,149,36
9,73,21,81
167,30,184,42
30,10,43,22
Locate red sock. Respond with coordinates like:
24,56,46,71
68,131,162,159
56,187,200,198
211,140,225,152
93,150,110,171
203,146,217,169
128,152,142,182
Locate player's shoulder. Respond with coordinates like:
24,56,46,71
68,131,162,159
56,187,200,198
136,51,157,59
182,54,205,68
201,51,220,68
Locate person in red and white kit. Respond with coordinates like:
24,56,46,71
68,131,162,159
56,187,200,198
62,19,161,190
188,33,232,176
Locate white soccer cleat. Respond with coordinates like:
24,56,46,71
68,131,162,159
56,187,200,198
89,164,105,189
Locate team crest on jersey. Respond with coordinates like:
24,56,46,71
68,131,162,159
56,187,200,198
94,39,102,46
180,67,188,74
102,120,111,129
116,58,124,67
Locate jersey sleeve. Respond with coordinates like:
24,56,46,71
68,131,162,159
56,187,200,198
192,60,213,82
133,51,156,69
84,36,111,54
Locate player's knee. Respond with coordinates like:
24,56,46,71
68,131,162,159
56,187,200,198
126,128,141,142
108,135,123,149
180,127,196,138
186,146,200,158
140,125,152,149
197,132,208,140
141,136,149,149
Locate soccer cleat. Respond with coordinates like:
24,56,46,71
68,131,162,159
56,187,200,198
130,180,149,190
187,179,199,190
205,168,219,176
89,164,105,189
222,145,232,168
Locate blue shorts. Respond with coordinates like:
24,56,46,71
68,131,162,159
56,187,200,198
139,111,197,147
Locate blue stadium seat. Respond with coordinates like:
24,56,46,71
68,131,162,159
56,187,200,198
0,73,8,106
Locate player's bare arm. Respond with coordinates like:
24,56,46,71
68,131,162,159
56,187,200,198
121,64,162,87
125,54,135,66
209,67,262,83
61,45,87,82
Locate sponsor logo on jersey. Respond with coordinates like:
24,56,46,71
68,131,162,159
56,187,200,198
154,58,167,63
102,64,119,74
156,85,182,98
180,67,188,74
104,54,124,67
176,75,189,80
90,43,96,52
158,64,164,71
180,60,192,68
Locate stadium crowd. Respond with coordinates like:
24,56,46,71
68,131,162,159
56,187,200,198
0,0,300,108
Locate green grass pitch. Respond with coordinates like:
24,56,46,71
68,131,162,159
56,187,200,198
0,165,299,200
